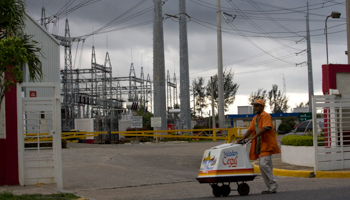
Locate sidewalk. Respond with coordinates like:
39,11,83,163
0,184,90,200
252,157,350,178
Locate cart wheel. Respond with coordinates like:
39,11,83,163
237,183,250,196
221,185,231,197
212,185,222,197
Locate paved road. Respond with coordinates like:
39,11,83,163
61,141,350,200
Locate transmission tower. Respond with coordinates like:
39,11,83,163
128,63,137,102
91,46,98,118
61,19,74,131
140,67,145,109
116,80,122,107
146,74,152,112
173,73,177,107
51,18,83,131
167,70,172,110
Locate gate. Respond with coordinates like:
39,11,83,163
17,83,62,188
313,95,350,172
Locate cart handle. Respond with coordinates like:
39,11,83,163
244,139,252,147
234,139,252,146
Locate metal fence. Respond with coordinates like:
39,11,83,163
313,95,350,172
58,127,248,143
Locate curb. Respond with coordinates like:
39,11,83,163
315,171,350,178
252,162,350,178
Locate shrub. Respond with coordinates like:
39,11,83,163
282,135,324,146
182,133,192,142
194,125,207,129
278,123,292,132
281,117,296,130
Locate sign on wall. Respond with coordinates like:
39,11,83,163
151,117,161,128
131,116,143,128
29,91,37,97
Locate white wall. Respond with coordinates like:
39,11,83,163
336,72,350,95
281,145,314,167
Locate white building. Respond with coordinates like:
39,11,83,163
23,14,60,94
293,107,309,113
237,106,253,115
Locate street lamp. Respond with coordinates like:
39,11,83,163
325,11,341,64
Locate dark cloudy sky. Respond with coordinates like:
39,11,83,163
25,0,347,114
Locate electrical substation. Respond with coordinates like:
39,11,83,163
50,19,178,135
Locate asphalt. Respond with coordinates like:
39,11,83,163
1,137,349,199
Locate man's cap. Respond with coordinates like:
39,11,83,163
251,99,265,107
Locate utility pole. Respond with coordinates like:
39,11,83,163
179,0,191,130
217,0,225,128
153,0,167,130
306,2,314,112
211,77,216,129
347,0,350,64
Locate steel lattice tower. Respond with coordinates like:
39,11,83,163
146,74,152,112
63,19,74,131
128,63,137,102
140,67,145,109
167,70,172,110
173,73,178,107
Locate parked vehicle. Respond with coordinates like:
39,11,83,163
283,119,323,137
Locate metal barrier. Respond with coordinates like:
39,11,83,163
26,127,249,143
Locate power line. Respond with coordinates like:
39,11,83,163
190,0,343,17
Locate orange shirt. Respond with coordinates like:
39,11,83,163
248,111,281,160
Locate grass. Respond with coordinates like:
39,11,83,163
0,191,80,200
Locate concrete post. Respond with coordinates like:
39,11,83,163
306,2,314,112
179,0,191,130
153,0,167,130
217,0,225,128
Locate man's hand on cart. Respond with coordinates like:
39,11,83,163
236,138,245,144
236,137,254,145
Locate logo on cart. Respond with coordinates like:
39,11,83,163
202,152,217,170
222,150,238,168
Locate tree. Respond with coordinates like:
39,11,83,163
0,0,43,108
192,77,207,116
267,84,289,113
248,88,267,104
295,101,309,108
206,69,239,112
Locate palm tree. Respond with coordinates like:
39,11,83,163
0,0,43,107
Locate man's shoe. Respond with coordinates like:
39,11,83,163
261,190,276,194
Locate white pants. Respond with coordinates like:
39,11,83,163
259,155,278,191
